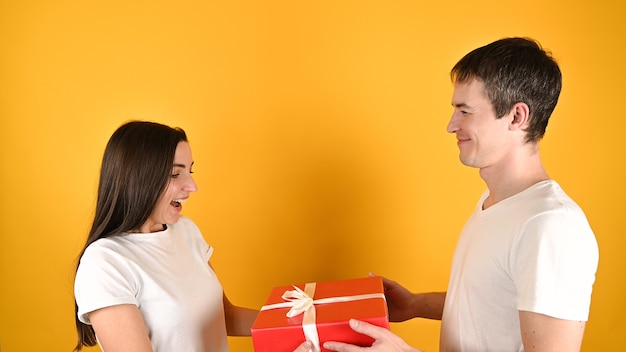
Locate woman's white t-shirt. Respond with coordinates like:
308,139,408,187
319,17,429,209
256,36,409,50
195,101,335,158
75,216,228,352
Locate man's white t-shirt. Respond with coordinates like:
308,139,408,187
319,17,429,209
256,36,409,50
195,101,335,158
440,181,599,352
75,216,228,352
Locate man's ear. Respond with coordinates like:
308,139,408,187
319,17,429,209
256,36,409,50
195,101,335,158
509,102,530,131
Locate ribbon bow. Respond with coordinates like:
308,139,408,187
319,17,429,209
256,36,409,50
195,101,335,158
282,285,316,318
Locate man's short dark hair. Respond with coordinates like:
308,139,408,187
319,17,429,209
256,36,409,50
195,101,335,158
451,37,562,143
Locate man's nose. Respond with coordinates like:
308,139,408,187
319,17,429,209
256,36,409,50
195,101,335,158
447,112,460,133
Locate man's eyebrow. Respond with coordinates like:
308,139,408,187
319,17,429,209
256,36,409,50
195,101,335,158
452,102,471,109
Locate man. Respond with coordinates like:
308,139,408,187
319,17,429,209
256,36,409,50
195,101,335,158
294,37,599,351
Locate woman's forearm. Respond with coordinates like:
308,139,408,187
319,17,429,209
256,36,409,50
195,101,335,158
223,295,259,336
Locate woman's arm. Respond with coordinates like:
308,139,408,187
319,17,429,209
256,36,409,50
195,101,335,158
89,304,153,352
223,293,259,336
208,260,259,336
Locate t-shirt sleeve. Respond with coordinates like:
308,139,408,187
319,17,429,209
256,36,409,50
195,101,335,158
512,210,599,321
74,245,139,324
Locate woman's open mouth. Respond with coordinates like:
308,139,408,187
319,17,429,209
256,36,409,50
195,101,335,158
170,198,187,209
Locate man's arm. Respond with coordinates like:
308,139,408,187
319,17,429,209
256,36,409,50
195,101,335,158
380,276,446,321
411,292,447,320
519,310,586,351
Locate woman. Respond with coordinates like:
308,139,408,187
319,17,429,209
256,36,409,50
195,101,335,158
73,121,257,351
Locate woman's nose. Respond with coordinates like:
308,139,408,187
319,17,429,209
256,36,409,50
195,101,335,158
185,175,198,192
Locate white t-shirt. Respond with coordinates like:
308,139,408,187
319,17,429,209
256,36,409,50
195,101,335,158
440,181,599,352
75,216,228,352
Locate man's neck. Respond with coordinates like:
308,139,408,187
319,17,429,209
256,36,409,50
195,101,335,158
480,147,550,209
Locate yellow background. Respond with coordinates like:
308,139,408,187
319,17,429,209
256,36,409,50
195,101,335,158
1,1,624,351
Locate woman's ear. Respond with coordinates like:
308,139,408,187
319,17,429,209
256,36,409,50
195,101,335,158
509,102,530,131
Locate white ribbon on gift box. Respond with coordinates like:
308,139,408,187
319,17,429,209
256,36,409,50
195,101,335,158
260,282,386,352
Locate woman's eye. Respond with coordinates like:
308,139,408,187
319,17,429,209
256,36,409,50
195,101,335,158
171,173,180,178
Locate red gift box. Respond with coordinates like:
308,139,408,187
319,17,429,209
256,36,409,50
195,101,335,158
251,276,390,352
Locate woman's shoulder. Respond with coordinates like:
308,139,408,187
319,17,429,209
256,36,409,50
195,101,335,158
171,216,210,244
170,216,213,258
81,235,136,263
171,216,201,234
84,235,125,252
175,215,196,226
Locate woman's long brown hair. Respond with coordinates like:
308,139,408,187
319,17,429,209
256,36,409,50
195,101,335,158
73,121,187,351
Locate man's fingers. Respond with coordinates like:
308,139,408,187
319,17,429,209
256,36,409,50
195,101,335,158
292,341,312,352
347,319,389,340
324,319,420,352
323,320,385,351
323,341,364,352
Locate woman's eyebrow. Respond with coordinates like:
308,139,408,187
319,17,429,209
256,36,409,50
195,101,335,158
173,161,194,168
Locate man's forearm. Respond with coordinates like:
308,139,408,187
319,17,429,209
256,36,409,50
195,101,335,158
414,292,446,320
